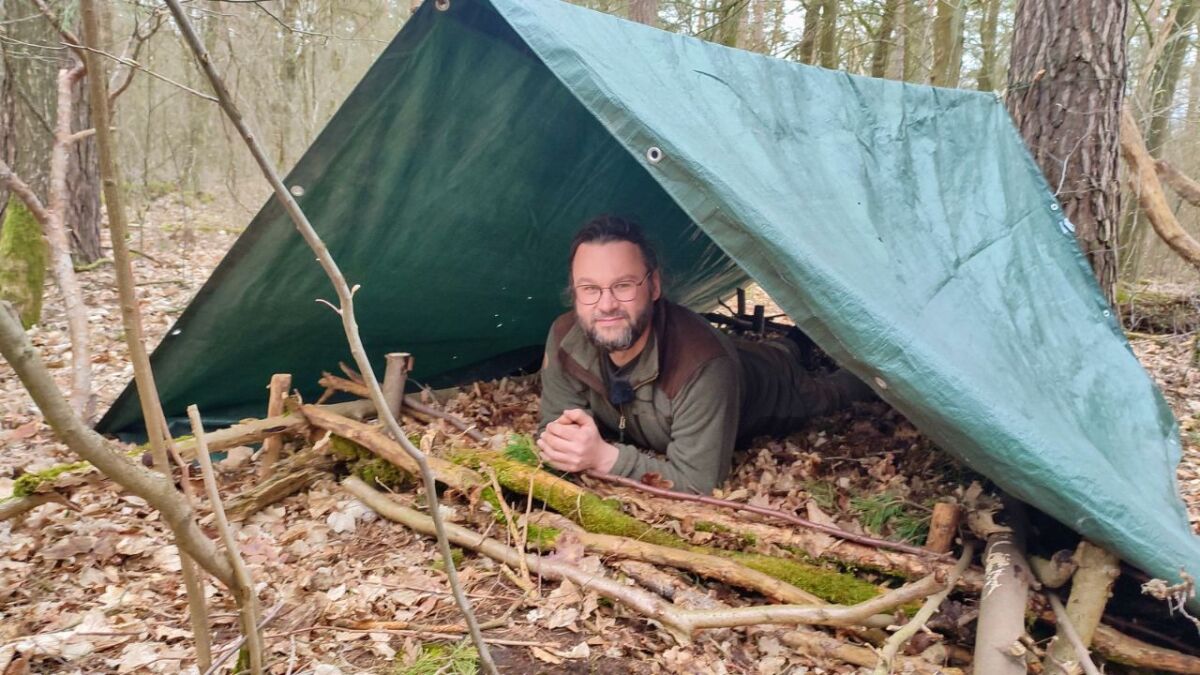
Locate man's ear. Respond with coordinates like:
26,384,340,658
651,270,662,301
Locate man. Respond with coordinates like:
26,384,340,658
537,215,873,494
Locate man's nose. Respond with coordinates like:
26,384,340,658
596,288,620,312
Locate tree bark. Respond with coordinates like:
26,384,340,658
977,0,1002,90
818,0,839,68
902,0,932,81
930,0,964,87
1005,0,1127,306
629,0,659,27
47,65,95,419
1043,541,1120,675
797,1,821,63
65,59,101,265
870,0,901,78
1146,0,1198,153
973,528,1031,674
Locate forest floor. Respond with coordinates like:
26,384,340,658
1,195,1199,674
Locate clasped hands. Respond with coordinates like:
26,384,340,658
536,408,619,474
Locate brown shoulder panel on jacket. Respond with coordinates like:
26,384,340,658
551,312,577,343
657,301,728,400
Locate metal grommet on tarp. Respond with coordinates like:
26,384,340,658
646,146,663,164
289,185,305,197
435,0,450,10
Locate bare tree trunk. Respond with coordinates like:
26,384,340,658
711,0,746,48
65,62,102,266
48,66,95,419
930,0,964,86
629,0,659,26
1146,0,1198,153
903,0,933,81
1006,0,1127,306
798,1,821,63
871,0,901,78
818,0,839,68
977,0,1002,90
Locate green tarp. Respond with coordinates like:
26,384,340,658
99,0,1200,604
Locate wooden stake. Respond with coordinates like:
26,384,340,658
256,373,292,480
924,502,961,554
1042,540,1120,675
973,500,1031,675
381,353,412,422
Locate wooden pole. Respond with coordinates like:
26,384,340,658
381,353,412,422
973,528,1032,674
1042,541,1120,675
256,373,292,480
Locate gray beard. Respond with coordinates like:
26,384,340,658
583,305,653,352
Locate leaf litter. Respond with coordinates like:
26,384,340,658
1,196,1198,673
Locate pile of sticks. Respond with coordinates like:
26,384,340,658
162,357,1200,675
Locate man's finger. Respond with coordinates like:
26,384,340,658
561,408,594,427
546,420,585,441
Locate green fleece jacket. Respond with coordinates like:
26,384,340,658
538,300,873,494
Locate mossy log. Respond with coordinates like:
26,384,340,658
453,448,884,606
0,196,48,329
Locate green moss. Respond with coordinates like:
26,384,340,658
329,435,415,489
455,449,882,605
429,547,466,572
395,640,477,675
720,551,881,605
0,196,48,329
11,445,150,497
694,521,731,534
504,434,540,465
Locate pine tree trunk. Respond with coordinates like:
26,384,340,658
903,0,932,81
1006,0,1127,306
930,0,964,87
798,1,821,63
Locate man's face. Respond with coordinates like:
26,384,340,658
571,241,661,353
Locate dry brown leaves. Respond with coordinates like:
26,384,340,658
3,198,1200,673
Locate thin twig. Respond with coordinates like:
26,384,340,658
61,41,218,102
1048,595,1104,675
202,602,285,675
159,3,496,671
586,471,943,558
190,405,264,675
874,542,975,674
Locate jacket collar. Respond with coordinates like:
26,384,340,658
558,300,666,396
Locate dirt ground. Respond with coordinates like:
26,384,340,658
1,196,1198,673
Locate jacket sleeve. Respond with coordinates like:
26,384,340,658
538,325,590,434
606,356,740,495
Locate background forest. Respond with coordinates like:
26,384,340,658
1,0,1198,286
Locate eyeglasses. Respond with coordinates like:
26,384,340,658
573,270,653,305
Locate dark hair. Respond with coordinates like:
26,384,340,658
568,215,660,279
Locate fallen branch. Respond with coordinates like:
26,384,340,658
783,627,964,675
973,503,1031,675
1120,106,1200,270
1093,624,1200,674
172,399,373,461
1157,159,1200,208
454,448,884,605
301,406,486,492
256,373,292,480
0,302,235,588
226,443,336,522
586,470,942,558
1047,595,1104,675
1043,540,1119,675
874,542,974,674
0,492,75,522
593,485,986,591
318,372,485,440
344,476,944,641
